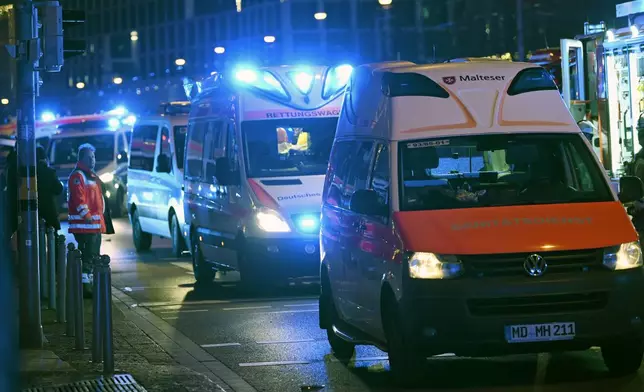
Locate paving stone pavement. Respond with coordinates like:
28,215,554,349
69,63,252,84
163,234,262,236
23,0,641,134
19,295,235,392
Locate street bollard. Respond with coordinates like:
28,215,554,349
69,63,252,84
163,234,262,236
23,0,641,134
72,248,85,351
91,256,103,363
38,219,47,300
65,243,76,337
100,255,114,374
46,227,56,310
56,235,66,323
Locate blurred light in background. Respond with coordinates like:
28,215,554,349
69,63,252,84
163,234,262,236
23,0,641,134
130,31,138,41
175,58,186,66
76,82,85,89
113,76,123,85
314,12,327,20
41,112,56,122
1,99,8,105
264,36,276,43
214,46,225,54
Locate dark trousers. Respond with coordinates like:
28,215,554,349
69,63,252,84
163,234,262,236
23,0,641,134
73,233,101,275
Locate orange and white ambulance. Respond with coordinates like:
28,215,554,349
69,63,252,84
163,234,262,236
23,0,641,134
319,60,644,385
183,64,351,286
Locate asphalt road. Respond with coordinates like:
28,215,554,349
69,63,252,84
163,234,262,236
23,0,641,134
64,218,644,392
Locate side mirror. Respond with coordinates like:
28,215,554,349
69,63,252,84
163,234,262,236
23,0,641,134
593,138,600,148
157,154,171,173
117,151,128,164
619,176,644,203
215,157,240,186
350,189,386,216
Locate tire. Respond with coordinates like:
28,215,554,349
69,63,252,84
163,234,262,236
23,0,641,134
383,296,425,387
237,247,262,292
602,338,643,376
112,190,127,218
191,233,216,285
321,276,355,360
170,214,185,258
132,209,152,252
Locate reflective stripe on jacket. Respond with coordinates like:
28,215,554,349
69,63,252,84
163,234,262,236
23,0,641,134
67,168,106,234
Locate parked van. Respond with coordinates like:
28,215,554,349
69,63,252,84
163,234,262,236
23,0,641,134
319,60,644,385
48,116,133,218
183,64,352,286
127,102,190,256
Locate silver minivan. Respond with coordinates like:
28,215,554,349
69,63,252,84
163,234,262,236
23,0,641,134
127,103,190,256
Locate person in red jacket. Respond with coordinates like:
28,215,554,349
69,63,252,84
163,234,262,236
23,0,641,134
68,143,114,291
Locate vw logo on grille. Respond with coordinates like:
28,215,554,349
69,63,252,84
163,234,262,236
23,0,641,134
524,254,547,277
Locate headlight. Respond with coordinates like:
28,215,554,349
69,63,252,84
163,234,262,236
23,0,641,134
408,252,463,279
603,242,643,271
99,172,114,183
256,208,291,233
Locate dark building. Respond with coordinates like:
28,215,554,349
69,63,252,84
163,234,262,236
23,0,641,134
0,0,626,115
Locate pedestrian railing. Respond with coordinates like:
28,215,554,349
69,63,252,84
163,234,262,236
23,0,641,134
37,232,114,374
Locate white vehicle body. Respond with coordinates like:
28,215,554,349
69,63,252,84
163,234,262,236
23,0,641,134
183,64,351,284
127,103,190,256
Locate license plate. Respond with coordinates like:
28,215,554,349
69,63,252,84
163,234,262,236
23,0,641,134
505,322,575,343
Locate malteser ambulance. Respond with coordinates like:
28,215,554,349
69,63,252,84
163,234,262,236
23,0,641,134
183,64,352,286
319,60,644,386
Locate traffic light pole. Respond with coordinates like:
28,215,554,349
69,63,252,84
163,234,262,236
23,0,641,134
15,0,43,349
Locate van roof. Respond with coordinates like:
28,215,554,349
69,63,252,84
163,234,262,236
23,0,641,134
337,61,578,141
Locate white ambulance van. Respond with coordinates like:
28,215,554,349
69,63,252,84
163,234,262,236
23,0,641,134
183,64,352,286
319,60,644,385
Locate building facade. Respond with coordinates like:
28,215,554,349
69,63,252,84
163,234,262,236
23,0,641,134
0,0,621,116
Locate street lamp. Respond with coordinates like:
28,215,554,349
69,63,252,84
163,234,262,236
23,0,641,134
214,46,225,54
130,31,138,42
76,82,85,89
0,98,8,105
314,12,327,20
264,35,276,43
378,0,392,5
175,58,186,66
113,76,123,85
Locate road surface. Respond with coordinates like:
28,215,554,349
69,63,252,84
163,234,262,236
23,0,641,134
64,218,644,392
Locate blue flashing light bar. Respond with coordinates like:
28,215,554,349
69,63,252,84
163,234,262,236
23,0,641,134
322,64,353,99
234,67,288,99
108,118,120,129
289,70,314,94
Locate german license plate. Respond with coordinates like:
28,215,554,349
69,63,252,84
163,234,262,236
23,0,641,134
505,322,575,343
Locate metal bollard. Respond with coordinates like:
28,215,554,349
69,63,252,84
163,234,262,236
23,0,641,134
39,219,47,300
56,235,66,323
46,227,56,310
91,256,103,363
65,243,76,337
101,255,114,374
72,248,85,351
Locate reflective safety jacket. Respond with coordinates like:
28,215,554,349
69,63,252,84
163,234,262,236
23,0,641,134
67,164,106,234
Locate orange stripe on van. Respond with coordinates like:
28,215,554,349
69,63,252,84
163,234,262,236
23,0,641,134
247,179,281,211
393,201,637,255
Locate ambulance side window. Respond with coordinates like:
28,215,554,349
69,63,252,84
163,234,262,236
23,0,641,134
129,125,158,172
342,141,375,209
203,120,224,184
185,121,206,180
369,143,390,223
324,141,356,208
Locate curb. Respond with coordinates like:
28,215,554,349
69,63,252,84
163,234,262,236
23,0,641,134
111,286,258,392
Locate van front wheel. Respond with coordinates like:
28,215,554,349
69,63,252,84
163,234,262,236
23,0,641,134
383,297,425,387
602,338,643,376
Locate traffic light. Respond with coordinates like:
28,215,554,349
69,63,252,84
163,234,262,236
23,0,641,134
39,3,85,72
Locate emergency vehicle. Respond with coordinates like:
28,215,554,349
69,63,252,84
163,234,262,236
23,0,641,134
47,112,136,218
127,101,191,256
320,60,644,385
182,64,351,286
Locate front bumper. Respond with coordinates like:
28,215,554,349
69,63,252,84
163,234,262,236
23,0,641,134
244,237,320,282
400,270,644,356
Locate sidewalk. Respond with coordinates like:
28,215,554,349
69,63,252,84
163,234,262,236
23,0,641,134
19,288,256,392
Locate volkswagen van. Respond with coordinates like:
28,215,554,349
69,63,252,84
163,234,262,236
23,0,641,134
319,60,644,385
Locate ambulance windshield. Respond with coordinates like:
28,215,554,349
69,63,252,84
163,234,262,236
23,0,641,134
399,133,612,211
243,118,338,178
51,134,115,165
